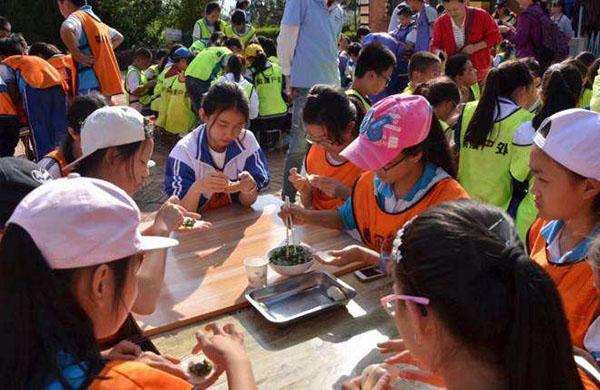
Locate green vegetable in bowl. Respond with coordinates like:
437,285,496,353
270,245,312,266
189,359,212,377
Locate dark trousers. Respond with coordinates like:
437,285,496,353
0,117,20,157
185,76,212,113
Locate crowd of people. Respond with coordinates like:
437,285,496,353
2,0,600,388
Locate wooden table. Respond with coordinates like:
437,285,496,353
136,195,362,336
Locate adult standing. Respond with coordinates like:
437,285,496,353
277,0,345,201
406,0,438,53
57,0,124,98
431,0,501,82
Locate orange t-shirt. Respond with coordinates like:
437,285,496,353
528,219,600,348
305,144,363,210
351,171,469,252
89,360,191,390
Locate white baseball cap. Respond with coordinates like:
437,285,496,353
7,176,178,270
65,106,155,171
534,109,600,181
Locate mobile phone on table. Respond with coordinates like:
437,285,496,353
354,266,386,282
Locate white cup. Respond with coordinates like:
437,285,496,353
244,256,269,288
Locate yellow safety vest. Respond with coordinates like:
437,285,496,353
254,62,288,117
223,24,256,47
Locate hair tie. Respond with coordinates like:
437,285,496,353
392,217,417,264
307,93,320,99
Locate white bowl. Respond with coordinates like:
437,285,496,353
267,244,315,276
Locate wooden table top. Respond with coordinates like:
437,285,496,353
136,195,363,336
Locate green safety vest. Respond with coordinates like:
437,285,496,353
591,69,600,113
470,83,481,101
345,89,371,113
195,18,213,46
125,65,151,105
579,88,592,109
185,46,232,82
254,62,288,117
458,100,533,211
223,24,256,47
189,40,207,53
155,69,180,129
162,76,197,135
150,65,171,112
268,56,280,66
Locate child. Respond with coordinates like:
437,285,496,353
520,57,543,112
216,54,258,120
346,42,396,118
224,10,256,47
281,94,468,259
445,53,480,103
338,35,351,86
550,0,575,38
0,35,68,160
0,176,255,388
581,59,600,109
413,77,461,140
493,0,517,27
125,48,156,114
185,37,244,112
151,44,184,115
456,60,535,220
402,51,442,95
38,93,107,178
356,26,371,43
166,82,271,212
288,85,363,210
579,235,600,369
359,37,400,101
528,109,600,349
389,5,417,93
344,42,362,87
29,42,77,99
342,201,584,389
193,1,226,47
512,63,583,240
155,47,198,137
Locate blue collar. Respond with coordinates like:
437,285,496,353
375,162,439,202
541,220,600,264
80,5,92,11
196,124,244,169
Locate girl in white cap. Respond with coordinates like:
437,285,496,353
66,105,211,353
0,177,256,389
528,109,600,351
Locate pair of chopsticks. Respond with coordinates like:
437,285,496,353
285,196,296,256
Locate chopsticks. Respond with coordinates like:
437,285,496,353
285,196,295,256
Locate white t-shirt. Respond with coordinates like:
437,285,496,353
61,6,119,41
126,68,141,93
451,17,465,49
209,147,226,170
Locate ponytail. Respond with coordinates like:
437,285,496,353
532,63,582,129
226,54,245,83
251,52,268,80
464,61,533,148
404,114,457,177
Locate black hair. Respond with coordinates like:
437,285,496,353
28,42,62,60
257,36,277,58
520,57,542,79
205,1,221,16
408,51,441,78
251,51,268,78
226,54,245,82
77,123,153,179
236,0,250,9
225,37,243,52
563,58,588,81
403,114,457,177
414,76,460,107
436,4,445,14
532,63,582,129
347,42,362,57
551,0,565,9
62,94,108,164
464,60,533,148
394,200,584,390
587,59,600,91
575,51,596,68
0,16,10,32
0,35,24,57
231,9,246,26
397,5,414,17
154,49,169,63
134,47,152,61
0,224,136,388
356,26,371,39
303,84,358,144
445,53,470,79
202,81,250,122
156,44,182,73
209,31,226,47
498,40,515,54
354,42,396,78
60,0,87,6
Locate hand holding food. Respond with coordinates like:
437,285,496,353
136,351,188,380
238,171,257,193
101,340,141,361
288,168,311,194
196,171,230,194
153,196,212,234
278,203,309,226
315,245,367,267
193,323,248,369
309,174,351,199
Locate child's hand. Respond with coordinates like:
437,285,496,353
309,175,350,199
288,168,310,194
101,340,141,361
193,323,248,369
153,196,212,235
278,203,309,226
195,172,230,194
136,351,188,380
315,245,366,267
238,171,257,193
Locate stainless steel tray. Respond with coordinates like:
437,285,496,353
245,271,357,325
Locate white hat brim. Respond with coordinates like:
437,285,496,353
138,235,179,252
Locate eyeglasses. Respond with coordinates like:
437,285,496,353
377,73,392,86
380,154,407,172
306,134,336,147
380,294,430,317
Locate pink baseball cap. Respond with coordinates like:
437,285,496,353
340,94,433,171
8,176,178,270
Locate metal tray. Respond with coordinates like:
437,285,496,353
245,271,357,325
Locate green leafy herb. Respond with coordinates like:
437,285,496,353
189,359,212,377
270,245,312,266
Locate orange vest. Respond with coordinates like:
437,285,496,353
202,192,232,211
3,55,67,91
0,90,17,117
305,145,363,210
528,219,600,348
45,149,68,177
48,54,77,97
73,10,124,96
351,171,469,252
89,360,191,390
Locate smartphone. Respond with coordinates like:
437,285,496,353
354,265,386,282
